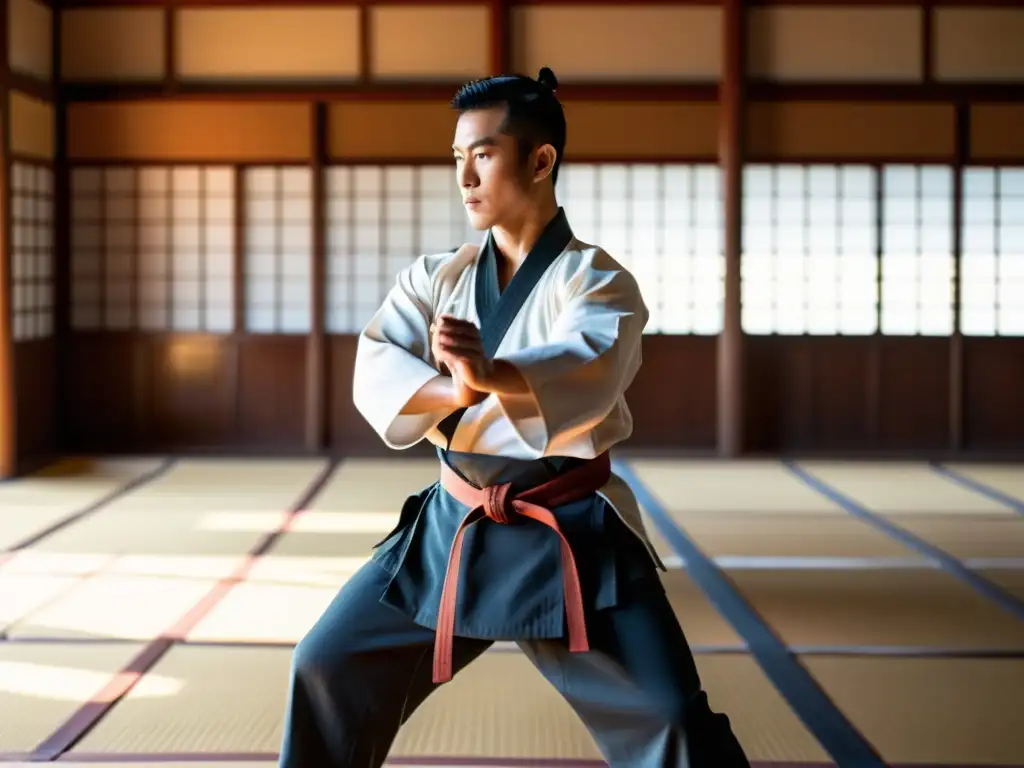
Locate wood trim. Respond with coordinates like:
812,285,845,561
0,0,13,478
59,81,1024,105
921,0,934,83
717,0,744,457
55,0,1024,6
948,103,969,452
489,0,509,75
306,102,327,452
7,72,54,102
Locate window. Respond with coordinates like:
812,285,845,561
70,165,235,333
325,165,477,334
244,167,312,334
558,163,723,335
10,162,54,341
881,165,954,336
961,167,1024,336
741,164,878,335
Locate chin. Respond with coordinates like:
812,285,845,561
464,210,494,231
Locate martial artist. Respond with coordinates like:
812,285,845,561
279,67,750,768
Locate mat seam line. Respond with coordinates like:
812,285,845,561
26,457,341,762
928,462,1024,515
0,458,177,570
611,458,887,768
783,461,1024,624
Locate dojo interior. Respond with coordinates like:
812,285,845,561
1,0,1023,766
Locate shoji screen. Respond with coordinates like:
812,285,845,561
880,165,955,336
70,166,235,332
325,165,476,334
961,167,1024,336
741,164,878,335
243,166,313,334
557,163,724,335
10,162,54,341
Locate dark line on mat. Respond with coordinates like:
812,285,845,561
43,753,1024,768
6,634,1024,661
611,459,887,768
929,462,1024,515
28,458,341,763
785,461,1024,624
1,458,177,558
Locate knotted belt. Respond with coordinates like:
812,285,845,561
433,452,613,683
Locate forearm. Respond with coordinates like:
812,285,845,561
480,359,531,396
399,374,460,415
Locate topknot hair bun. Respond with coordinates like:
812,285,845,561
537,67,558,91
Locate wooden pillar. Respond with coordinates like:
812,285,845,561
0,0,14,478
949,104,969,452
305,102,328,452
53,6,70,454
489,0,510,75
717,0,745,457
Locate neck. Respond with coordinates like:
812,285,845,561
490,193,560,272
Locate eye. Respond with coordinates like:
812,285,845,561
474,152,488,160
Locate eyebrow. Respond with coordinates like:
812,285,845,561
452,137,499,153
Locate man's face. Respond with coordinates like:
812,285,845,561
452,105,532,231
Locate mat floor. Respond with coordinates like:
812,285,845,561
0,456,1022,767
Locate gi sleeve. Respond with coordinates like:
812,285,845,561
494,261,649,458
352,254,451,449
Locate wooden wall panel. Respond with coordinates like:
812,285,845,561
564,102,718,159
747,102,955,160
877,338,950,451
14,341,56,470
8,0,52,81
371,5,489,80
511,5,721,81
329,102,454,160
934,8,1024,81
61,8,165,81
66,335,139,452
176,8,360,81
963,339,1024,451
748,7,922,82
236,336,307,449
971,104,1024,161
67,102,312,161
9,91,54,160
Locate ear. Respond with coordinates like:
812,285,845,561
532,144,557,184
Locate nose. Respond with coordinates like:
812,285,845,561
458,161,477,191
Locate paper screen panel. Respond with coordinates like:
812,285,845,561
10,162,55,341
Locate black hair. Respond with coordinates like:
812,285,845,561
451,67,566,186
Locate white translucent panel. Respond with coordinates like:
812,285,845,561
138,279,167,307
103,223,133,250
102,195,133,222
102,168,134,194
105,304,133,330
137,195,168,223
246,274,277,306
172,222,201,252
138,248,169,278
962,224,995,253
282,252,311,279
282,197,312,223
326,306,351,334
326,198,351,227
326,167,352,197
13,284,27,311
206,305,234,333
281,224,312,253
172,250,201,279
138,302,168,331
172,304,201,332
72,195,102,222
203,223,232,253
883,166,918,196
281,277,310,307
72,250,102,278
281,168,312,196
247,224,278,254
105,279,132,306
206,250,234,278
172,194,201,221
138,167,170,195
71,168,102,194
248,197,278,222
205,194,233,224
205,276,234,307
171,167,202,194
246,168,278,197
205,167,235,196
280,306,311,334
72,303,101,330
247,250,278,279
12,314,28,341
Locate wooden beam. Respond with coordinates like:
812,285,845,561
717,0,744,457
53,3,71,456
306,102,328,452
949,103,969,452
489,0,510,75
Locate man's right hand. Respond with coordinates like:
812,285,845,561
430,321,486,408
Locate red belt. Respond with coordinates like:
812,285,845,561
433,452,612,683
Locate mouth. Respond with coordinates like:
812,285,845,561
464,198,482,209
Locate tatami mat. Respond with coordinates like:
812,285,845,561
802,656,1024,765
0,641,147,752
796,461,1017,515
68,644,829,764
942,462,1024,504
661,569,743,646
661,513,920,560
0,458,163,551
725,567,1024,649
311,458,440,513
885,514,1024,559
978,569,1024,602
626,460,844,514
